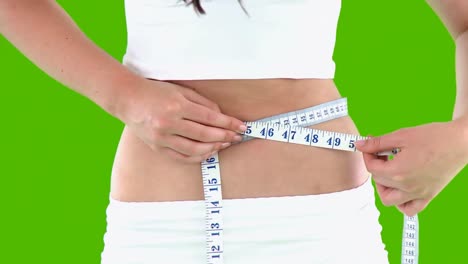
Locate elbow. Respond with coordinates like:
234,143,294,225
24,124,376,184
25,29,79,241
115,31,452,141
455,27,468,43
448,0,468,40
455,28,468,48
426,0,468,41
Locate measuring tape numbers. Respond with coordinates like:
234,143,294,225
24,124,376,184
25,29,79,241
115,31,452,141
200,97,419,264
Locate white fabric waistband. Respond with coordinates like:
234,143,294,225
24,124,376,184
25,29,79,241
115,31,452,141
102,174,388,264
107,173,374,222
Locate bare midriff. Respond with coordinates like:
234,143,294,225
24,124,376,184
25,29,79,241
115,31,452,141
110,78,369,202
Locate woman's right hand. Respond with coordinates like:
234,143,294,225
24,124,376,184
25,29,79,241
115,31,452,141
116,78,247,163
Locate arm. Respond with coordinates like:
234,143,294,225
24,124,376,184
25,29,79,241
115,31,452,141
354,0,468,215
0,0,245,163
0,0,138,117
426,0,468,143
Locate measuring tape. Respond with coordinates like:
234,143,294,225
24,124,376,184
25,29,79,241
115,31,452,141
201,98,419,264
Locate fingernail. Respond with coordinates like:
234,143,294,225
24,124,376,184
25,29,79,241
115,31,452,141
234,135,243,142
356,140,365,147
221,142,231,148
238,124,247,132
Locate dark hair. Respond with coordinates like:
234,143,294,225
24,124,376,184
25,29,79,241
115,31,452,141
182,0,249,16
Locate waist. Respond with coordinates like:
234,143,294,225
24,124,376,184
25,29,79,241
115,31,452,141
110,78,368,202
157,78,341,120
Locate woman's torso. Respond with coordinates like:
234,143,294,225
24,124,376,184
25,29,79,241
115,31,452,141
110,78,369,202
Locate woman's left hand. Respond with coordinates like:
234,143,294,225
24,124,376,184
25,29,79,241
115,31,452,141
355,118,468,216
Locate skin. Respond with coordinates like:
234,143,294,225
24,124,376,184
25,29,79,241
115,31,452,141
0,1,466,209
355,0,468,216
0,0,368,203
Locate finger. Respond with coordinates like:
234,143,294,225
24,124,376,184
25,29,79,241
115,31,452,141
162,134,224,157
179,87,221,112
397,199,429,216
362,151,395,177
375,182,414,206
374,182,389,197
172,119,242,143
160,147,214,164
183,101,246,133
356,133,404,154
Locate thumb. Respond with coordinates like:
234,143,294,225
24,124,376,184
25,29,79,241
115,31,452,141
355,133,401,153
397,199,429,216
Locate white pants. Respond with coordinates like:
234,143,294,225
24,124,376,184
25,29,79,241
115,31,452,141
101,174,389,263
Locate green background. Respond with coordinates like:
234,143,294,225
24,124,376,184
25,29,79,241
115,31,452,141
2,0,466,263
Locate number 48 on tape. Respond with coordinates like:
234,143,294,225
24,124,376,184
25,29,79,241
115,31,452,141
243,121,367,152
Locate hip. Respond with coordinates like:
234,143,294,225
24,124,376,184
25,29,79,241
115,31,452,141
101,175,388,264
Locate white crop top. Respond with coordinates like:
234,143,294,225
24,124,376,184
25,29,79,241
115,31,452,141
122,0,341,80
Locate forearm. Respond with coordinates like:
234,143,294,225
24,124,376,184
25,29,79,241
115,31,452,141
453,31,468,154
453,31,468,122
0,0,140,117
